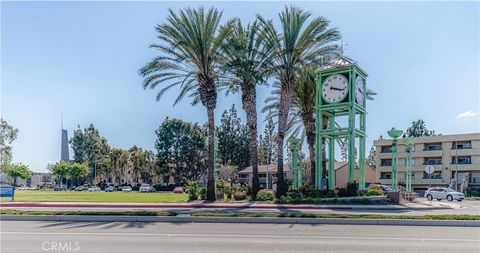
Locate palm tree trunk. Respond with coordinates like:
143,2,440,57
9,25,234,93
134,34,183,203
206,104,216,201
242,87,259,197
322,115,329,186
303,117,316,185
276,82,293,197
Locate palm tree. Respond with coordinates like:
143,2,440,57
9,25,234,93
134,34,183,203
139,7,229,200
219,18,274,197
259,6,341,196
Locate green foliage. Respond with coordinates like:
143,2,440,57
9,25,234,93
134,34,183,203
217,105,250,169
405,119,438,138
69,124,110,178
51,161,89,187
155,118,207,185
336,182,358,197
0,119,19,169
367,146,377,169
5,163,32,186
186,181,200,201
256,189,275,201
366,188,383,196
258,117,277,165
198,187,207,200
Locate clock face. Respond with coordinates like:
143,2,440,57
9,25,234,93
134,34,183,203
355,76,364,105
322,74,348,103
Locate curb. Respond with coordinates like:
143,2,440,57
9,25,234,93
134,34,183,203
1,215,478,227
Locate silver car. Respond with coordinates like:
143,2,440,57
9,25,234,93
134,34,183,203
424,187,464,202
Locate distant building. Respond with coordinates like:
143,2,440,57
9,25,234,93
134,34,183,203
61,129,69,162
238,161,375,189
333,161,376,188
238,164,291,189
374,133,480,192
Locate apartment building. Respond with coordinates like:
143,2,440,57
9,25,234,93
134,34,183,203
374,133,480,192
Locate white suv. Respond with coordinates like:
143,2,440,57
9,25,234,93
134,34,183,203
139,184,155,193
424,187,464,202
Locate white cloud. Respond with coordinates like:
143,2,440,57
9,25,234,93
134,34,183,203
457,110,479,119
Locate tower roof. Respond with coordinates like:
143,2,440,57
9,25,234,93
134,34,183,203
319,55,367,76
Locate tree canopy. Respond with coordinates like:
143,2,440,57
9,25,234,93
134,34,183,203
405,119,438,138
0,119,19,170
217,105,251,170
5,163,32,186
155,118,207,185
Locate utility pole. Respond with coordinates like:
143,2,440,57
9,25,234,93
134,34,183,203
453,138,458,191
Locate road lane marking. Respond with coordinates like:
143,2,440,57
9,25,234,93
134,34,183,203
1,232,478,242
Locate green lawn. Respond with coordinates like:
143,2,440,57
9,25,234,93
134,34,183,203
1,190,187,203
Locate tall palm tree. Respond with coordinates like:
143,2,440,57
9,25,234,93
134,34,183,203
139,7,229,200
259,6,341,196
219,18,274,197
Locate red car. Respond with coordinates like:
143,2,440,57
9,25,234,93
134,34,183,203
173,187,184,193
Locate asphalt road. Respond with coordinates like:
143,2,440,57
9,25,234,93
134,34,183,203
1,220,479,253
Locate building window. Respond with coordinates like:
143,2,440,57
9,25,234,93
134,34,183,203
404,158,415,166
424,157,442,165
259,173,266,178
380,172,391,179
452,156,472,164
424,143,442,151
452,141,472,150
380,146,393,153
380,159,392,166
423,171,442,179
239,174,248,179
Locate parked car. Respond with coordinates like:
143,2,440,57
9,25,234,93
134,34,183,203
173,187,184,193
122,186,132,192
87,186,101,192
74,186,85,191
105,186,116,192
139,184,155,193
378,185,393,193
424,187,464,202
54,185,67,191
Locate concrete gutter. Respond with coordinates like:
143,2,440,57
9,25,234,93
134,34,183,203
1,215,478,227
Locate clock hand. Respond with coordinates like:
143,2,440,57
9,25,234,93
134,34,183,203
330,87,345,91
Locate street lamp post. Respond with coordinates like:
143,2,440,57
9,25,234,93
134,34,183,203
404,137,415,192
453,138,458,191
388,128,403,192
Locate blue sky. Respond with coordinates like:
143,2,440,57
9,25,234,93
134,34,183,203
1,1,479,172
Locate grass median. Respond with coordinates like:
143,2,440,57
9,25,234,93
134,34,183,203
2,209,479,220
3,191,187,203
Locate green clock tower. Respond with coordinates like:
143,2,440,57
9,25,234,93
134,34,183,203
315,56,367,190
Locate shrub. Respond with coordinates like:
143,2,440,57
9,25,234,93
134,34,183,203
198,187,207,200
287,190,302,199
186,181,200,200
256,189,275,201
366,188,383,196
223,184,235,202
357,189,368,196
234,191,247,201
322,189,336,198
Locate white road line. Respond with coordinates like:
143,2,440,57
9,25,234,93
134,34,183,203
1,232,479,242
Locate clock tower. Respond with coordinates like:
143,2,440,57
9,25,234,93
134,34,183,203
315,56,367,190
